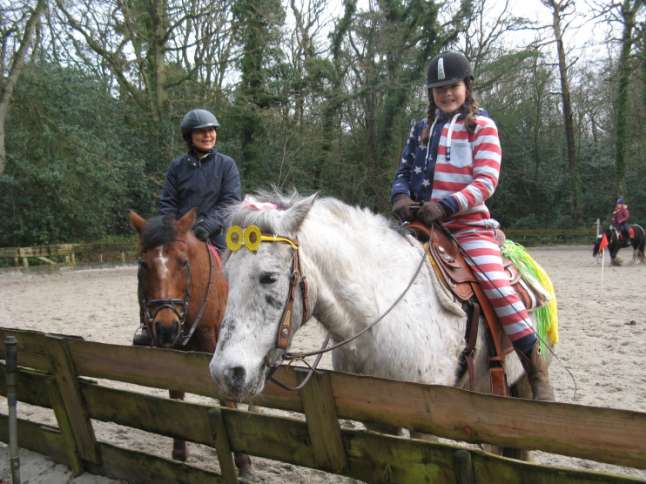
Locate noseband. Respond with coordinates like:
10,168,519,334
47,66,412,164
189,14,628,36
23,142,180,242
138,239,213,347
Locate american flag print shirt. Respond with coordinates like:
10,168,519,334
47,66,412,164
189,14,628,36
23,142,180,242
391,111,502,234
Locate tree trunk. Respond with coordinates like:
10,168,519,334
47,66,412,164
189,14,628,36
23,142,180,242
614,0,641,197
0,0,46,176
546,0,582,224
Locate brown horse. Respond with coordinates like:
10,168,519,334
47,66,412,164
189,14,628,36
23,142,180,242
129,208,250,473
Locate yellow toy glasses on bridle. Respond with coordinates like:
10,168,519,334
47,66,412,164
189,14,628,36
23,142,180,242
226,224,299,252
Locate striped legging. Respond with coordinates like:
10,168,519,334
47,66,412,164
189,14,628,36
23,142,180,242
455,228,537,355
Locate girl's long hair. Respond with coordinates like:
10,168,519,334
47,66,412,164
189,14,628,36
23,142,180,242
421,78,479,144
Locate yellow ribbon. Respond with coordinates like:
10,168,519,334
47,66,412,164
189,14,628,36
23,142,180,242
226,225,299,252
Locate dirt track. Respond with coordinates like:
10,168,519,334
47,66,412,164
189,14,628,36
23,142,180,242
1,245,645,482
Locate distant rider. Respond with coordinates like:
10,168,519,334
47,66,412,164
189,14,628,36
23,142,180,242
611,197,630,240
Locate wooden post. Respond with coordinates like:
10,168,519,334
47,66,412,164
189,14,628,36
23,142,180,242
121,252,126,264
299,371,347,473
5,336,21,484
453,449,474,484
47,376,83,475
46,335,99,466
208,406,238,484
71,251,76,265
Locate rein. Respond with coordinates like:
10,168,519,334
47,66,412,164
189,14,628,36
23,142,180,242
226,225,426,391
226,224,429,391
282,246,428,362
138,239,214,348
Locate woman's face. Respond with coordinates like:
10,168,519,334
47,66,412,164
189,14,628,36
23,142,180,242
191,127,217,152
432,81,467,114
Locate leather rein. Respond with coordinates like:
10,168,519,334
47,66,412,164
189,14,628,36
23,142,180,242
238,226,427,392
138,239,213,348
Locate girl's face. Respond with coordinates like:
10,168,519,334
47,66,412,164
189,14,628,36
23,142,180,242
191,127,217,152
432,81,467,114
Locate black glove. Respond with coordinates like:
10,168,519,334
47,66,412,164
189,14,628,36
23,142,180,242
392,194,416,222
417,201,446,226
193,224,210,242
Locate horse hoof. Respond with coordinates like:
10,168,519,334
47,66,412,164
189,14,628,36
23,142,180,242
172,448,188,461
235,453,252,477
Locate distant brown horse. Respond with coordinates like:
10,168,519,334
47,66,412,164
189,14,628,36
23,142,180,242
129,209,250,473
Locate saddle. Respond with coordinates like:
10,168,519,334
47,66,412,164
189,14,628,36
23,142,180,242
613,225,634,240
408,222,541,396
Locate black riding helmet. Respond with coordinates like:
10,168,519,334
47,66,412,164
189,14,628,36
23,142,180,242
180,109,220,141
426,51,473,88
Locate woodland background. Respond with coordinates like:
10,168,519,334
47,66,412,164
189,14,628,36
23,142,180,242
0,0,644,247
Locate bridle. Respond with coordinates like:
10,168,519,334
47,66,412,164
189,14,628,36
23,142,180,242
225,223,426,391
226,224,315,390
138,239,213,348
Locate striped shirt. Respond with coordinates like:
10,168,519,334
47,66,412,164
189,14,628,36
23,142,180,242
391,112,502,234
391,111,537,351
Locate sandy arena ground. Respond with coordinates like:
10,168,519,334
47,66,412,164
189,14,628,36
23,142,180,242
0,245,645,483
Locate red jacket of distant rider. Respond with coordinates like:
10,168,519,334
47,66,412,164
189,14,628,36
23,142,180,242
612,204,630,225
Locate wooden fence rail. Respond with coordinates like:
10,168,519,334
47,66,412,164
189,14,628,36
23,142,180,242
0,242,137,267
0,327,644,483
0,244,80,267
0,228,598,268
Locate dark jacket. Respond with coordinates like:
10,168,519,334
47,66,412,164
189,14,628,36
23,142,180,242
159,149,241,250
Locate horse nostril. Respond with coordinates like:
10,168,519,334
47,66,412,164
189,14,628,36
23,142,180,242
155,320,180,345
225,366,246,389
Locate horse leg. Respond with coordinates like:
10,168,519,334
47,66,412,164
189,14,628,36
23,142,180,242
195,327,253,476
502,377,531,461
169,389,187,461
220,400,253,477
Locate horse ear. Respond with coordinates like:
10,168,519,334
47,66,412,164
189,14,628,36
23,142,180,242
177,208,198,234
129,210,146,234
283,193,318,233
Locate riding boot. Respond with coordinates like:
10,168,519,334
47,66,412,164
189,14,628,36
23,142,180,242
132,324,152,346
518,343,555,401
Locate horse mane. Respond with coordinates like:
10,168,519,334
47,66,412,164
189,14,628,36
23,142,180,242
141,214,177,251
229,188,400,235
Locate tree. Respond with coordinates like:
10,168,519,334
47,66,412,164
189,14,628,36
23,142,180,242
611,0,644,196
0,0,47,175
541,0,582,225
54,0,238,171
341,0,470,210
231,0,285,187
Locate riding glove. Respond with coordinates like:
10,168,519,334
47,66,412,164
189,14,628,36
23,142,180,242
193,223,210,242
392,194,416,222
418,201,446,226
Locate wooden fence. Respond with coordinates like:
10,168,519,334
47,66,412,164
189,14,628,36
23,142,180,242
0,327,644,484
0,242,137,267
0,244,80,267
0,228,597,269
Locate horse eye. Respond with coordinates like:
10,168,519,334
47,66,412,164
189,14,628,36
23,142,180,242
259,272,278,285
